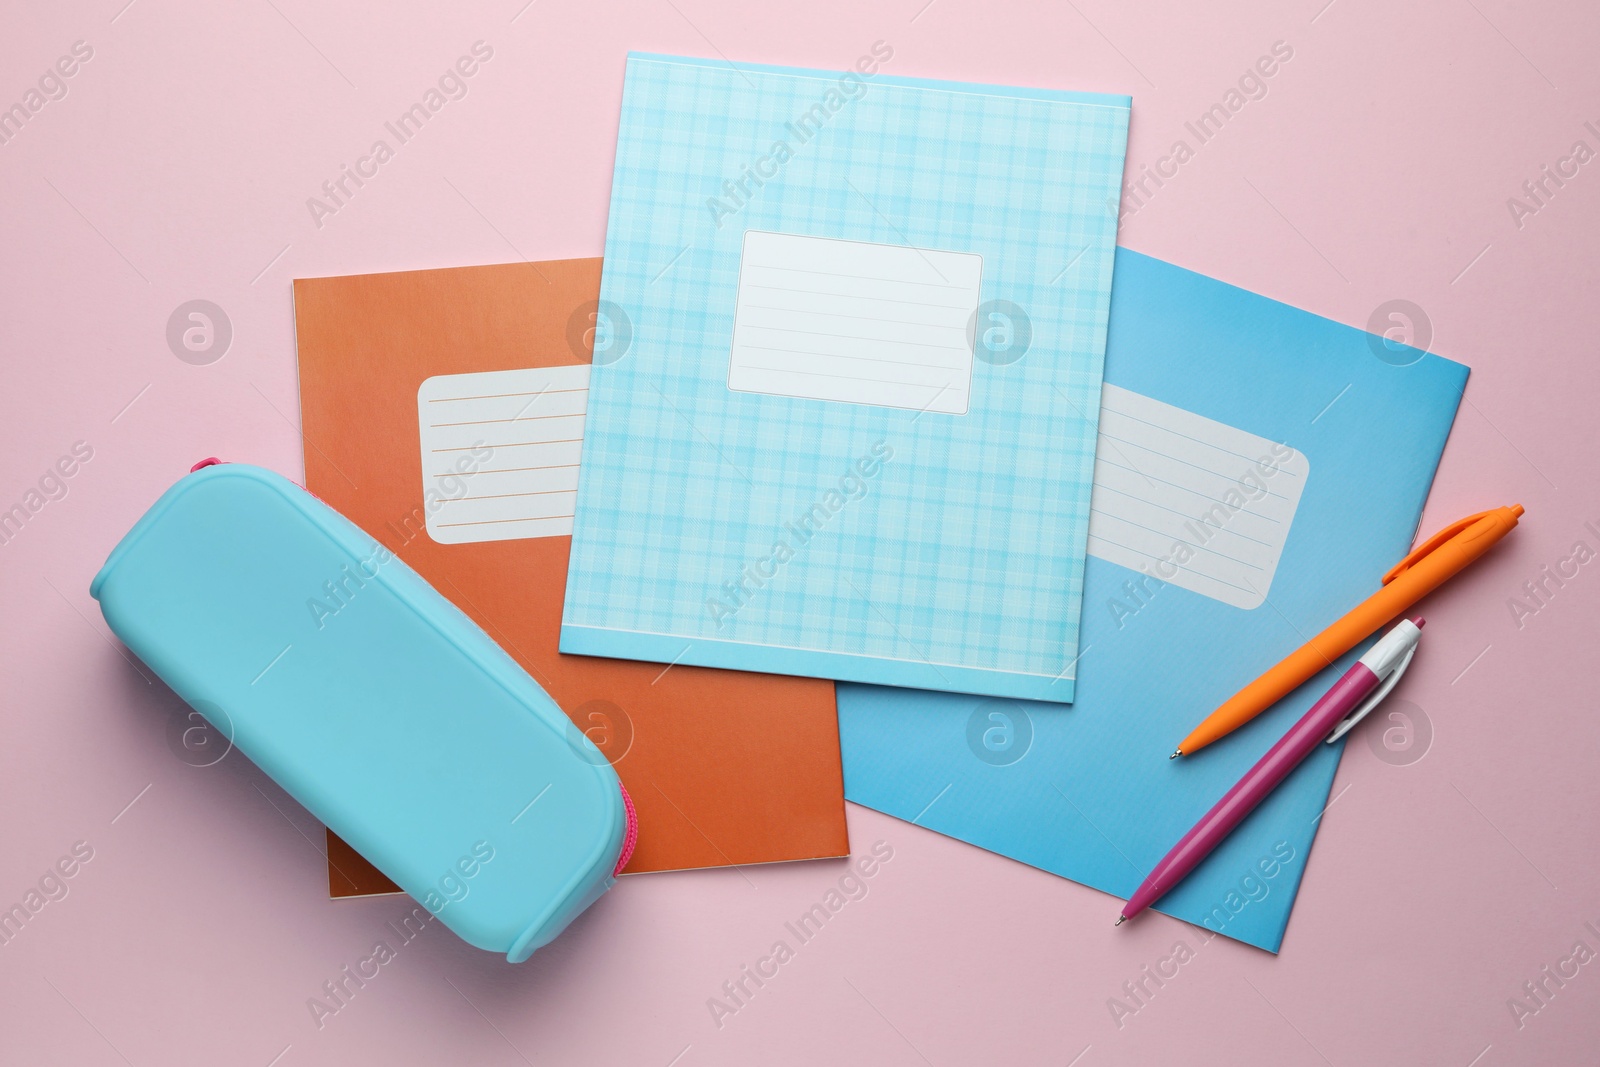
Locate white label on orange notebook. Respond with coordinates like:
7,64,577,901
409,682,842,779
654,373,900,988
728,231,982,415
416,365,590,544
1086,385,1310,609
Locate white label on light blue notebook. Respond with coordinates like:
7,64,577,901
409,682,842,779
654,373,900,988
727,231,982,415
416,365,590,544
1086,385,1309,609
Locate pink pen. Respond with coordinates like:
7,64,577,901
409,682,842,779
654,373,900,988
1116,617,1424,926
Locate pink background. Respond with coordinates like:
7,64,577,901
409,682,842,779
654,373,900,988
3,0,1598,1063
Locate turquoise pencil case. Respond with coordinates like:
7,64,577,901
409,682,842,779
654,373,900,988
91,461,635,962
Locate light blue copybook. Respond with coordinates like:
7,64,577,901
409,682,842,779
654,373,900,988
838,249,1469,951
560,52,1131,702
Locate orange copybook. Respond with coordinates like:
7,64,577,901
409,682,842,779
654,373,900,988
293,258,849,894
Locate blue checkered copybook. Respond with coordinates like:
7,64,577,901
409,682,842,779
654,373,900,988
560,52,1132,701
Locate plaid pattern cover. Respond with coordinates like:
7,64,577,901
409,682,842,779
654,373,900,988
560,53,1130,702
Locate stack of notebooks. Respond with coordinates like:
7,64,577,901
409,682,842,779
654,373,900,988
293,54,1467,952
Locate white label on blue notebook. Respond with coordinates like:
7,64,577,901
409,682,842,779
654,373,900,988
416,365,590,544
727,231,982,415
1086,385,1309,609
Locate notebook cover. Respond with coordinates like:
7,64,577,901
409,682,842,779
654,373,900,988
559,53,1133,703
293,258,849,893
837,249,1471,952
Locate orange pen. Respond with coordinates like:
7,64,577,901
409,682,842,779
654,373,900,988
1173,505,1525,757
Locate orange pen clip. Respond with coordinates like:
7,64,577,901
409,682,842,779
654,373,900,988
1382,509,1501,584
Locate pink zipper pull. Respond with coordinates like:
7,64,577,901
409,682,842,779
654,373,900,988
613,783,638,877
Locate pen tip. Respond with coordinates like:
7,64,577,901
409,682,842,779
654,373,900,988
1169,750,1182,760
1114,915,1125,926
